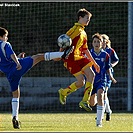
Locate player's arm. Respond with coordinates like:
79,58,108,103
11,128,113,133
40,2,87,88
11,53,22,70
105,53,117,83
17,52,25,58
5,43,22,70
106,69,117,84
111,60,119,68
111,49,119,67
84,49,100,73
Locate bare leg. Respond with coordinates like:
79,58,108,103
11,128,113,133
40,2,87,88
84,67,95,83
82,67,95,102
31,52,64,67
90,94,97,106
12,88,20,98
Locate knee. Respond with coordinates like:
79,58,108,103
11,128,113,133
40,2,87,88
90,101,97,107
12,89,20,98
97,89,104,101
89,95,97,106
76,80,85,88
85,70,95,81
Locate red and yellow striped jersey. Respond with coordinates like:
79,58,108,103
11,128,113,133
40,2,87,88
65,23,88,61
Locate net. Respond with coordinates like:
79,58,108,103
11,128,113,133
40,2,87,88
0,2,128,112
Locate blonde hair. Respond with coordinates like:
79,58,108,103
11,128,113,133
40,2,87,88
101,34,111,48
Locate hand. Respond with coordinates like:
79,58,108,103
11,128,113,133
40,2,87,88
94,63,100,73
16,63,22,70
17,52,25,58
111,77,117,84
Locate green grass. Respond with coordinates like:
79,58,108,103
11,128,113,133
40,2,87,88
0,113,132,132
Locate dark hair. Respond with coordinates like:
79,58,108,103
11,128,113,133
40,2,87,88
77,8,92,20
0,27,8,37
92,33,103,42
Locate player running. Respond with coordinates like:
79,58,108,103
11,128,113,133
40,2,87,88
101,34,119,121
89,33,117,127
0,27,73,129
58,8,100,112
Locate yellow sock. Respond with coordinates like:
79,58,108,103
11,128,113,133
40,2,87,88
82,82,93,102
62,82,78,96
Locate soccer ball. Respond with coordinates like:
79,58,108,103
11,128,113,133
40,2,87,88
57,34,72,49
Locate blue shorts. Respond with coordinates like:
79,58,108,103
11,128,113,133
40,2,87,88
106,80,112,88
7,57,33,92
91,80,106,96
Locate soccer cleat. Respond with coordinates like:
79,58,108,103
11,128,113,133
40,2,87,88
79,101,92,112
96,124,102,127
58,88,67,105
96,120,102,127
95,117,104,121
61,46,74,59
12,116,21,129
106,112,111,121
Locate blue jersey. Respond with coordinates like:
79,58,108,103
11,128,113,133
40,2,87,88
0,41,15,74
0,40,33,92
90,48,111,95
91,48,111,83
104,47,119,88
105,47,119,69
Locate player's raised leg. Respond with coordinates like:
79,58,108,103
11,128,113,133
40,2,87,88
31,46,74,67
44,46,74,61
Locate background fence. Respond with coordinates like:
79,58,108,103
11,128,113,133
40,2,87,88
0,2,128,113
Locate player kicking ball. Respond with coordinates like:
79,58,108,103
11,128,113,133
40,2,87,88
0,27,73,129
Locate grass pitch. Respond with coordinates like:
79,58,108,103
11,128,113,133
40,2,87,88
0,113,132,132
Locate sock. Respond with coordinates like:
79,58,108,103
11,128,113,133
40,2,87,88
96,105,104,125
61,82,78,96
102,100,106,119
82,82,93,102
44,52,64,61
12,98,19,120
105,97,112,113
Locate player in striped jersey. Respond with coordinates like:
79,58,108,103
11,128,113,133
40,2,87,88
101,34,119,121
58,8,100,112
89,33,117,127
0,27,73,129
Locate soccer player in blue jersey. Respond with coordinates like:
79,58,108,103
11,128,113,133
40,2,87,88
89,33,117,127
0,27,73,129
101,34,119,121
